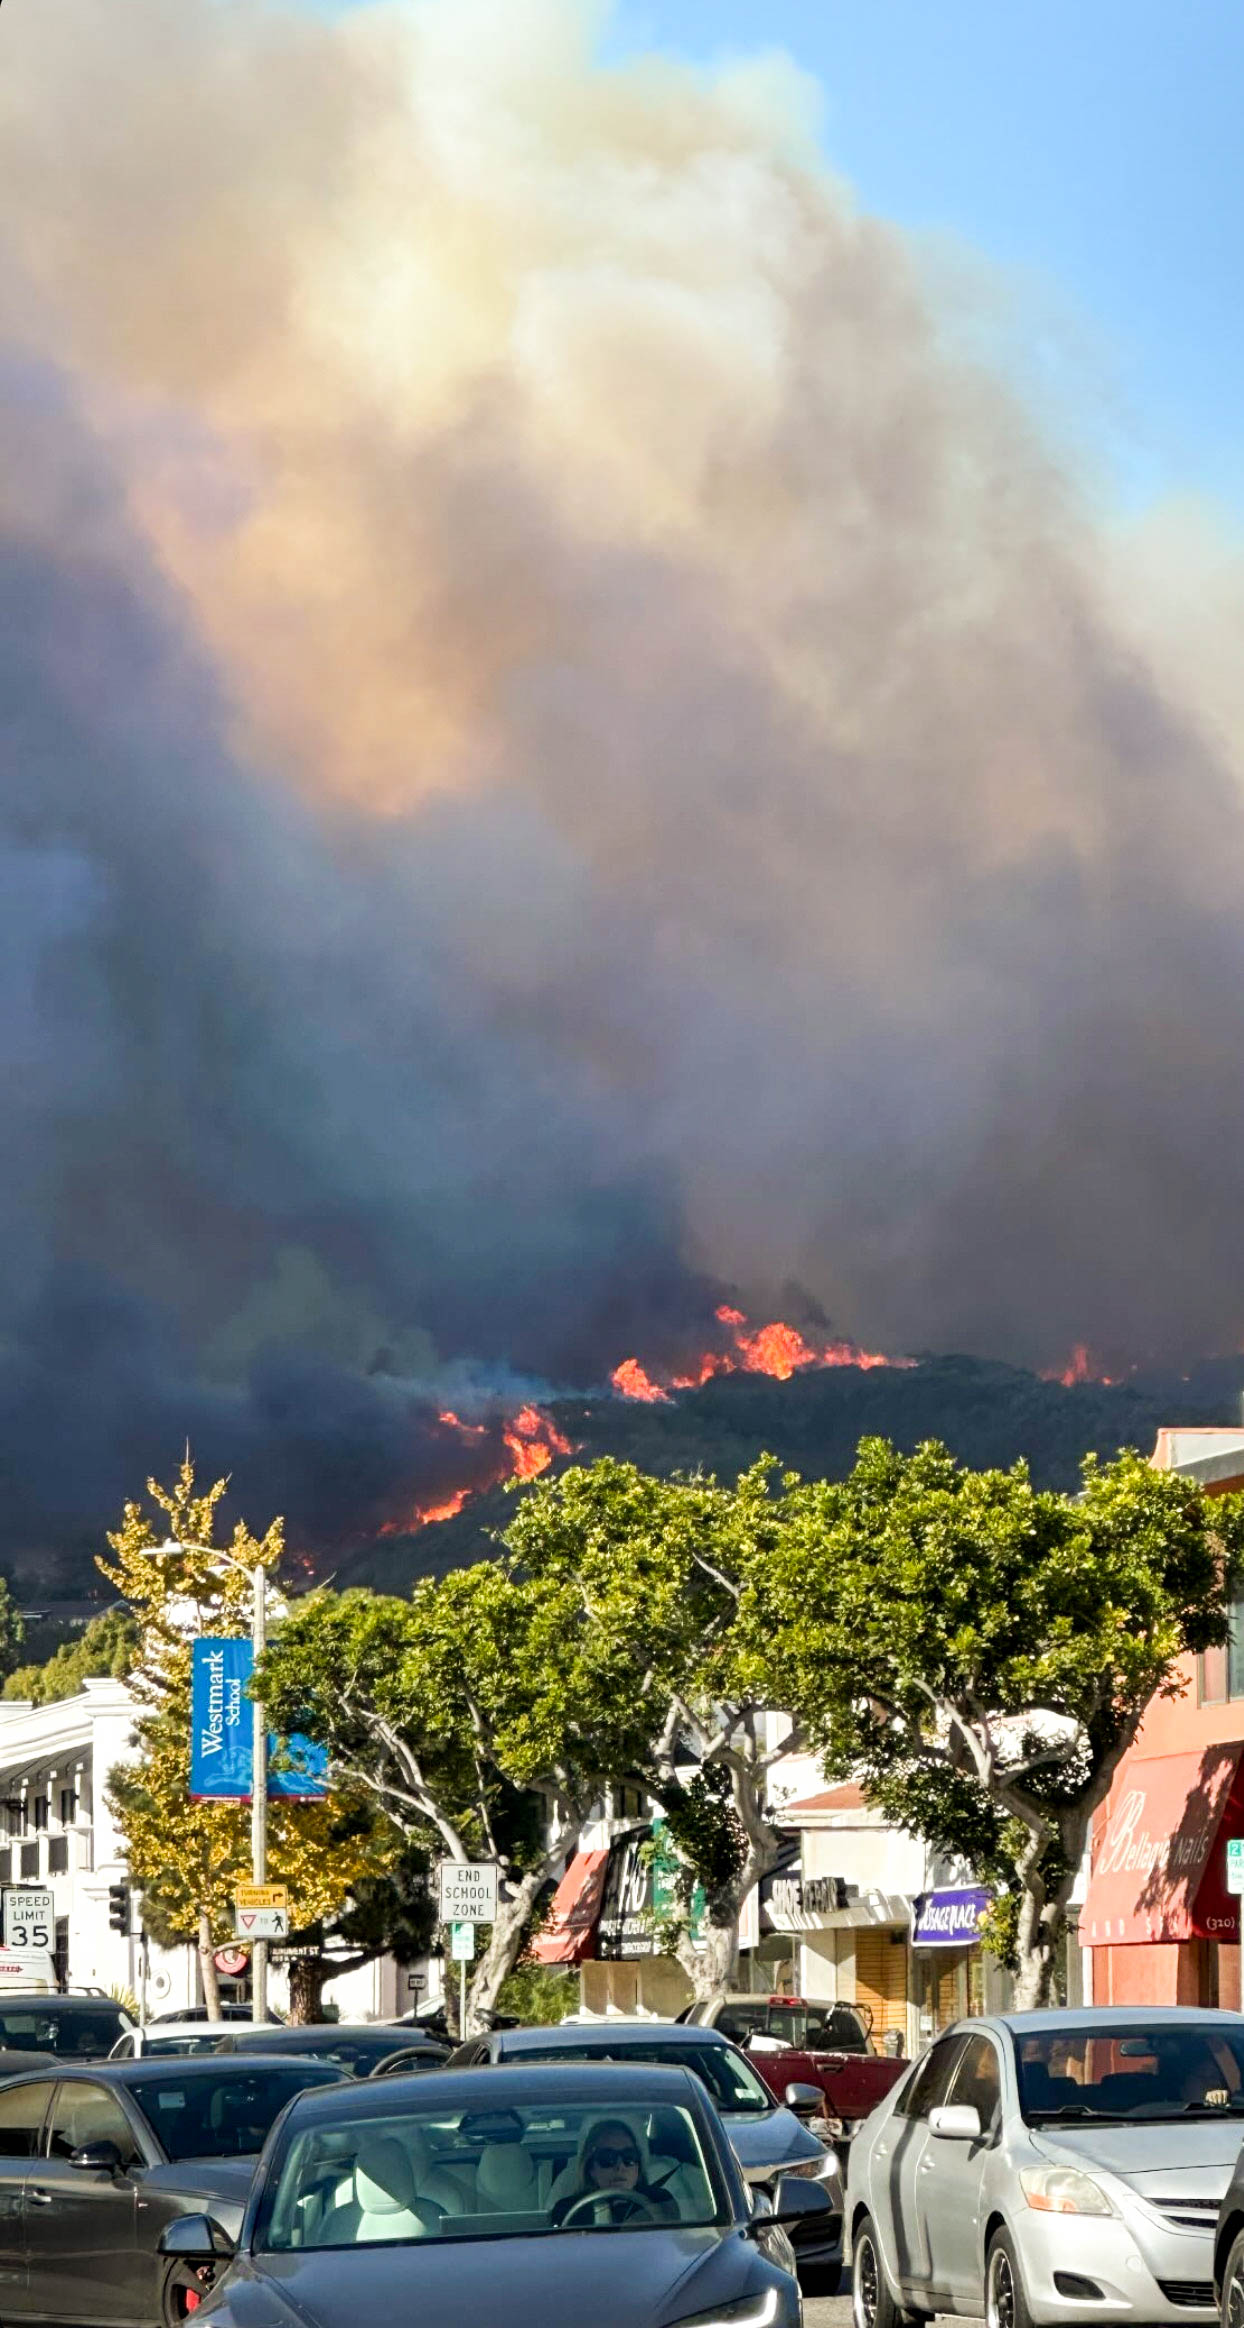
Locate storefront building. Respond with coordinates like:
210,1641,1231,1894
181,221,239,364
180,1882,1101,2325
1084,1426,1244,2010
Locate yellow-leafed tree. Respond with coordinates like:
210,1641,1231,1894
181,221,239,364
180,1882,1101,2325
101,1458,395,2019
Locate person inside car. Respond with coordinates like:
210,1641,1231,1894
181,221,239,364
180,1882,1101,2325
549,2117,678,2225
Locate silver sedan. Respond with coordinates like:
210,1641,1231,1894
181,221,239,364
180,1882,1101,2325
847,2006,1244,2328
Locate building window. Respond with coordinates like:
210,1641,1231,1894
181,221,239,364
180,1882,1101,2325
0,1851,10,1884
1199,1597,1244,1704
58,1789,77,1826
31,1798,48,1833
19,1844,38,1879
47,1837,68,1875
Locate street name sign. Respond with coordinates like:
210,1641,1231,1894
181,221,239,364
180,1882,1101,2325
2,1888,53,1951
438,1861,498,1924
1228,1839,1244,1896
450,1920,476,1962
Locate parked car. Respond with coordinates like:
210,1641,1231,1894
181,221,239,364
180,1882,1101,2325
684,1992,908,2150
0,2052,347,2326
216,2023,452,2077
0,1994,134,2061
157,2058,828,2328
447,2014,843,2290
153,2006,282,2025
111,2029,285,2061
849,2005,1244,2328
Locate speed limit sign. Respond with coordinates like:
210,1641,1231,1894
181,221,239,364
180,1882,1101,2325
2,1889,54,1952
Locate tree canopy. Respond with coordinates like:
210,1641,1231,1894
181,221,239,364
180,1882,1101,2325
741,1437,1243,2003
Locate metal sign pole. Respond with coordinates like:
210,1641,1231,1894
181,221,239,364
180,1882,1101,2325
251,1562,268,2025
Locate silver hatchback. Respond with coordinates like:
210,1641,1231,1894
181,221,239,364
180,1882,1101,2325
847,2007,1244,2328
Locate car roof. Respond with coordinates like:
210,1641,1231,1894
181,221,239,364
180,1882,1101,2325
963,2007,1244,2037
0,1995,121,2010
230,2023,397,2041
493,2021,730,2053
4,2055,347,2087
279,2058,707,2126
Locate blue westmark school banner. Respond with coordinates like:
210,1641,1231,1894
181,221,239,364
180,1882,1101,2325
190,1637,328,1799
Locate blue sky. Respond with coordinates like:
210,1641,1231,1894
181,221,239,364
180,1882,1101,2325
605,0,1244,518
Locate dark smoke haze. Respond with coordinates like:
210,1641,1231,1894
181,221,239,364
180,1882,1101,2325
3,0,1244,1566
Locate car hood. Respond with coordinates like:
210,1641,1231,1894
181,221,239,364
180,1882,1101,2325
251,2227,752,2328
724,2107,824,2179
1035,2120,1244,2194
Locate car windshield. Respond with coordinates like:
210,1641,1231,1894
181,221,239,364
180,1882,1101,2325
512,2040,774,2116
0,2008,126,2057
1015,2024,1244,2121
130,2067,342,2160
256,2097,726,2249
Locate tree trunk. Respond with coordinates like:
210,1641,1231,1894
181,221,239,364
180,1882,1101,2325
673,1827,779,2007
464,1866,552,2037
1010,1818,1083,2013
198,1910,222,2021
287,1954,329,2024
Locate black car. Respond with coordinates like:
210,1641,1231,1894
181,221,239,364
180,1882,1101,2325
158,2060,827,2328
216,2024,451,2076
447,2016,843,2290
0,2054,346,2327
0,1995,134,2062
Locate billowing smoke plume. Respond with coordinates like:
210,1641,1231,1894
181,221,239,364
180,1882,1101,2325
3,0,1244,1563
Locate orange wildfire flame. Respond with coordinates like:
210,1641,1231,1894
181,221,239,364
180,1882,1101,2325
504,1402,573,1480
615,1302,902,1400
1043,1344,1115,1387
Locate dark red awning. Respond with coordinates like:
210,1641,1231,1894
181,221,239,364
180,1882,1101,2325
529,1849,610,1965
1083,1746,1244,1946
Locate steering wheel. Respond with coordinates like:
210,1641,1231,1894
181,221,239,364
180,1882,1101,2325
560,2189,663,2226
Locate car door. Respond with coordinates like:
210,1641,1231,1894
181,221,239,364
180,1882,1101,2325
24,2080,146,2324
919,2032,1003,2306
880,2035,967,2298
0,2080,56,2315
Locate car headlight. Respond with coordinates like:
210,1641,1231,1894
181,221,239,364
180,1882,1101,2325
667,2295,782,2328
1019,2165,1113,2217
781,2151,840,2185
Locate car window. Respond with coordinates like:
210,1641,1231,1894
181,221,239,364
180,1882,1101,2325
513,2040,774,2116
947,2035,1001,2130
0,2081,55,2156
129,2067,343,2160
897,2039,966,2121
804,2005,868,2051
48,2082,142,2167
714,2003,766,2046
1014,2021,1244,2122
0,2009,126,2059
256,2097,727,2250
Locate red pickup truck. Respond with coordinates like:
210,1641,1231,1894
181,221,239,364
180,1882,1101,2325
681,1993,908,2152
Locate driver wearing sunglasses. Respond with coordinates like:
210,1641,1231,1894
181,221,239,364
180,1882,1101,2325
551,2117,678,2225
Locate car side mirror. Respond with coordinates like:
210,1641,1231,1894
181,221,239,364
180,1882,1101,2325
70,2140,125,2175
928,2103,982,2142
784,2082,823,2118
159,2215,237,2261
770,2176,833,2224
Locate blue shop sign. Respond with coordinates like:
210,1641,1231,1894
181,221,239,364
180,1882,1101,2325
912,1885,993,1947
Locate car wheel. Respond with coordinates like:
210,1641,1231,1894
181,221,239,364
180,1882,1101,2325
986,2230,1034,2328
1223,2230,1244,2328
852,2214,909,2328
162,2258,218,2325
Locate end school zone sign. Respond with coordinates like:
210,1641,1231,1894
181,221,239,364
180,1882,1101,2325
438,1862,498,1924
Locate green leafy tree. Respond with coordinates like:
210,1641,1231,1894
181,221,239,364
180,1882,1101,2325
4,1609,138,1704
259,1538,695,2033
100,1459,396,2019
742,1438,1243,2008
500,1457,807,2002
0,1581,26,1681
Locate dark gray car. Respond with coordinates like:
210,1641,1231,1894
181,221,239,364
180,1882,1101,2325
447,2015,843,2289
0,2054,345,2327
216,2024,450,2076
158,2060,826,2328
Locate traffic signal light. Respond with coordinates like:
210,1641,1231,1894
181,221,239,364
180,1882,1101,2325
108,1882,130,1936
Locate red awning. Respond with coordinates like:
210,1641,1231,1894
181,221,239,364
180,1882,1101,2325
1083,1746,1244,1946
529,1849,609,1965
